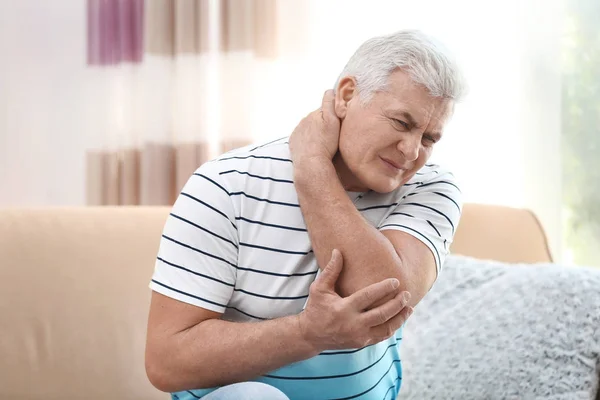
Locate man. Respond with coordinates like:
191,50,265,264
145,29,466,400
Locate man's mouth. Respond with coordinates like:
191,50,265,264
381,157,403,171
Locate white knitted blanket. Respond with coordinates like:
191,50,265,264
400,255,600,400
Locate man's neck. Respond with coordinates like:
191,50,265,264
332,152,368,192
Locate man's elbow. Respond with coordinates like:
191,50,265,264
337,258,429,308
336,258,407,298
145,353,179,393
377,250,436,307
398,268,435,308
145,348,214,393
146,361,169,392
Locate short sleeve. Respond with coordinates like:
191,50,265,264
379,171,462,276
149,161,239,313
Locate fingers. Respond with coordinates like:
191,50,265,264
361,290,411,327
321,89,335,112
320,89,338,124
315,249,343,291
369,305,414,342
349,278,404,311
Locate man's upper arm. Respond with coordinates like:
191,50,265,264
379,170,462,303
149,161,239,315
146,162,239,384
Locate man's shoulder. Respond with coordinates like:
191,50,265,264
412,163,456,185
196,136,294,191
397,163,463,211
216,136,291,161
366,163,460,205
404,163,460,195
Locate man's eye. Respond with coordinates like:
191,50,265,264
393,119,409,130
423,136,437,146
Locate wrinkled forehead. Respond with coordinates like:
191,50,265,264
381,90,454,131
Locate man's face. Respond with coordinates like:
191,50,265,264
334,69,453,193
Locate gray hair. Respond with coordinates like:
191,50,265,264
334,29,467,103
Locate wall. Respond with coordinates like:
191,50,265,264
0,0,88,205
0,0,563,259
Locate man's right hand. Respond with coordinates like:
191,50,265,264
298,249,413,352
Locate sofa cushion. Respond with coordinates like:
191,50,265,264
0,208,171,400
400,255,600,400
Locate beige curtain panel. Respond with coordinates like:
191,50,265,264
85,0,277,206
146,0,277,57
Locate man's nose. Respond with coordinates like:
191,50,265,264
396,137,420,162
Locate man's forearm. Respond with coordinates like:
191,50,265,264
294,158,406,298
149,315,317,392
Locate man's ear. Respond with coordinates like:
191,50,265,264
335,76,357,119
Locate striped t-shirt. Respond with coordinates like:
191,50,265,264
149,136,462,400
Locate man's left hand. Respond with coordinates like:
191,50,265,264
289,90,341,165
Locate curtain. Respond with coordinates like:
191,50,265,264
85,0,277,206
0,0,567,261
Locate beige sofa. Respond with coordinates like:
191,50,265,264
0,205,552,400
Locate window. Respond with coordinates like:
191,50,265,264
562,0,600,267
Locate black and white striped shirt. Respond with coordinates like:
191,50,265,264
150,136,462,399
